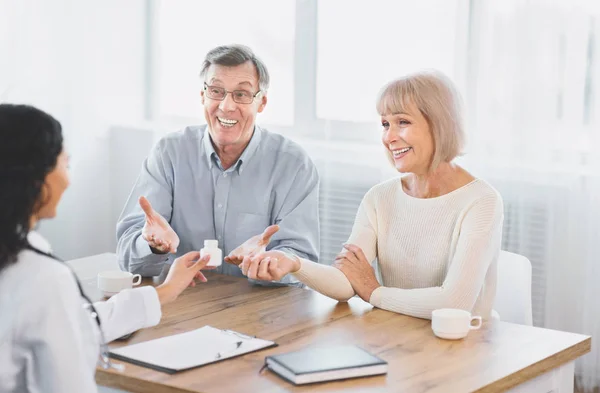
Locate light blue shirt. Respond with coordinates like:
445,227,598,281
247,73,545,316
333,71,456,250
116,125,320,285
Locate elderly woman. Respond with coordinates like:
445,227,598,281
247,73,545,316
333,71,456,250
231,71,504,320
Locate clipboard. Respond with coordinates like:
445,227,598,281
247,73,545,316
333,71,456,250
108,325,277,374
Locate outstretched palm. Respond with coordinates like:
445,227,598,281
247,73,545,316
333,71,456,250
139,196,180,254
224,225,280,266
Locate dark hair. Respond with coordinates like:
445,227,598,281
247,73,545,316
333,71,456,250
199,44,270,92
0,104,63,271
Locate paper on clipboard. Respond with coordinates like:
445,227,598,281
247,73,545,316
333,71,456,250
108,325,277,374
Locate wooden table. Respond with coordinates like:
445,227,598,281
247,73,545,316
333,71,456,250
82,266,590,393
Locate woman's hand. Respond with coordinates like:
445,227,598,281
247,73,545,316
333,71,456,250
334,244,380,302
238,250,301,281
155,251,211,305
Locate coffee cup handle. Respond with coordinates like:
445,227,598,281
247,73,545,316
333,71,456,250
470,316,483,330
132,274,142,286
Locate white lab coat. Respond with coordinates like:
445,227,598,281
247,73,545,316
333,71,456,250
0,232,161,393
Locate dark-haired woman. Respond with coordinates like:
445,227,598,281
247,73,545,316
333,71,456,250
0,104,211,392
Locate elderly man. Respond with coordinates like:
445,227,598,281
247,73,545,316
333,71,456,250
116,44,320,285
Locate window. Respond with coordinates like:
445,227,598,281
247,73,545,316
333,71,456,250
316,0,467,123
466,0,599,171
153,0,468,141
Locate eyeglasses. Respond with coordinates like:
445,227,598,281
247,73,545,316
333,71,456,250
203,83,262,104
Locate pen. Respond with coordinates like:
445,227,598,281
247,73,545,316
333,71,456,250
216,341,243,359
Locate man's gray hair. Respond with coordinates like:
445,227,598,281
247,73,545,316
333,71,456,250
199,44,270,92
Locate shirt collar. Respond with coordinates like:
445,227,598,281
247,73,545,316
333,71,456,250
202,127,219,169
27,231,52,253
202,125,263,174
236,126,262,174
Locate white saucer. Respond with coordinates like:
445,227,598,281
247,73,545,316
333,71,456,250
433,330,468,340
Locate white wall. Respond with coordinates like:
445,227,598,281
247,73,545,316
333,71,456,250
1,0,147,259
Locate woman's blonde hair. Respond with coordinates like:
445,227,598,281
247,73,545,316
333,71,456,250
376,70,465,171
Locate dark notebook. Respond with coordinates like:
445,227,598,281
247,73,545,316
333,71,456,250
264,345,387,385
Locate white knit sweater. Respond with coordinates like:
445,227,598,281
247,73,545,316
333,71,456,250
293,177,504,320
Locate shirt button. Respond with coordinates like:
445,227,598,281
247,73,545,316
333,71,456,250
218,203,223,209
223,173,228,178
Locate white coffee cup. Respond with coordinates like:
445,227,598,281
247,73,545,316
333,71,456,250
97,270,142,297
431,308,482,340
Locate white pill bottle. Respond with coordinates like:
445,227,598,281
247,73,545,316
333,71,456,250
200,240,222,267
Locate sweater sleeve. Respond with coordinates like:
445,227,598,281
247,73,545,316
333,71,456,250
369,193,504,319
291,191,379,301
